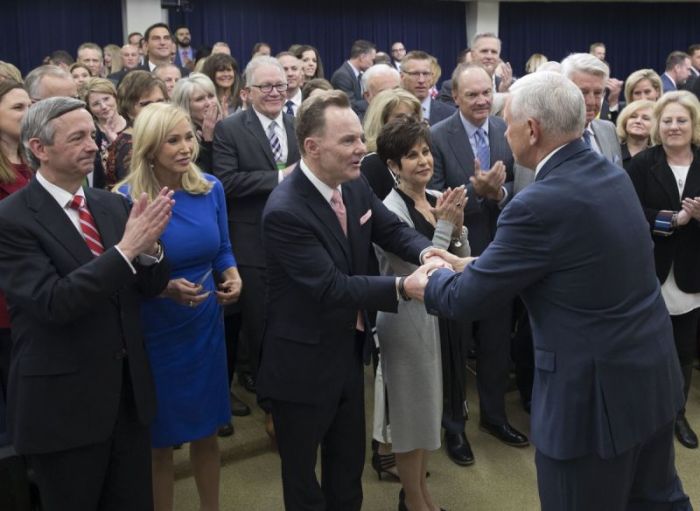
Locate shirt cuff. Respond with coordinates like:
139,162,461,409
278,170,284,183
497,186,509,209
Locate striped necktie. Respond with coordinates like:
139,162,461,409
68,195,104,257
474,128,490,170
268,121,283,163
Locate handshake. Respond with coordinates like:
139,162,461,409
402,248,477,302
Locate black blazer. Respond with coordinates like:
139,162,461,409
257,166,431,405
428,99,456,126
330,62,368,117
627,145,700,292
0,180,169,454
212,108,300,267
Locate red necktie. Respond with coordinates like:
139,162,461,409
68,195,104,257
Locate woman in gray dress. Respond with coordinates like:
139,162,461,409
374,118,469,511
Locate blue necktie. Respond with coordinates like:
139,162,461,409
475,128,490,170
582,130,592,147
285,100,295,116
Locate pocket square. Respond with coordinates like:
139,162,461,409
359,209,372,225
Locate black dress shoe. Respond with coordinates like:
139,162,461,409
479,421,529,447
230,392,251,417
239,373,256,393
444,432,474,466
675,416,699,449
218,423,234,437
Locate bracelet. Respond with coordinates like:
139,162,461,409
671,212,679,229
398,276,411,301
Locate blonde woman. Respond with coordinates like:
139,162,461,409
362,89,422,200
616,99,654,167
624,69,663,104
116,103,241,511
102,44,123,76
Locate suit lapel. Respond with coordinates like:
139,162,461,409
447,114,474,176
343,182,364,271
283,114,300,165
26,180,93,266
294,169,352,266
244,109,276,168
650,158,682,207
488,117,506,163
683,151,700,199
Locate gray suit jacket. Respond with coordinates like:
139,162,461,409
590,119,622,166
429,112,514,255
331,62,367,118
212,107,300,267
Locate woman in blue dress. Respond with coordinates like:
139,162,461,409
116,102,241,511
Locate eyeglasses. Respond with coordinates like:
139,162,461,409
250,83,288,94
403,71,433,78
137,98,167,108
391,48,405,53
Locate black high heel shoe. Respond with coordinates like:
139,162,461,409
372,451,400,481
398,488,447,511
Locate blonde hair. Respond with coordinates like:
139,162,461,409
82,77,117,102
651,91,700,146
363,89,422,152
615,100,654,144
0,61,22,83
623,69,662,104
525,53,548,74
103,44,123,74
114,103,212,201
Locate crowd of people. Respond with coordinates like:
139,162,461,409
0,20,698,511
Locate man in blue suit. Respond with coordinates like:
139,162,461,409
258,90,438,511
662,51,692,93
405,72,692,510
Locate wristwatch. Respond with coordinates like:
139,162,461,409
451,226,468,248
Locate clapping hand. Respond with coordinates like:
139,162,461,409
433,186,466,234
682,197,700,222
199,104,223,142
497,62,513,92
118,188,175,261
470,159,506,201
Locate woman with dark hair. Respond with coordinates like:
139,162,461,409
105,70,167,188
627,90,700,449
201,53,241,118
294,45,325,81
0,80,32,391
374,117,467,511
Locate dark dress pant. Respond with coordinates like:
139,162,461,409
536,421,691,511
27,363,152,511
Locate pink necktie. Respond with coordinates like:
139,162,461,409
68,195,104,257
330,189,364,331
330,189,347,235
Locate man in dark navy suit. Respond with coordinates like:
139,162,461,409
258,91,440,511
330,40,376,119
405,71,692,510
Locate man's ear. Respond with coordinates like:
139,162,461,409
27,138,47,165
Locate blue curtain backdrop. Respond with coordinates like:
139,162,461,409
168,0,466,86
499,2,700,80
0,0,123,76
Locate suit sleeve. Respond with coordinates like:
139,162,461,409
425,196,551,321
331,69,368,115
212,119,279,199
626,154,664,232
263,206,400,313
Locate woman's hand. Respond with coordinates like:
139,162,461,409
433,186,467,234
681,197,700,222
200,104,222,142
162,278,209,307
216,267,243,305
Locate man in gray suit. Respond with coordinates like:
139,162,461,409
430,64,528,466
330,40,376,118
562,53,622,165
213,56,300,406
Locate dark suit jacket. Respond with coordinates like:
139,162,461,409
661,73,677,93
212,107,300,267
428,98,455,126
138,58,190,78
437,75,502,108
257,166,430,405
173,46,194,70
0,180,169,454
425,140,684,460
430,112,514,255
626,145,700,292
330,62,368,118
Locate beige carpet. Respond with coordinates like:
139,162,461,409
172,368,700,510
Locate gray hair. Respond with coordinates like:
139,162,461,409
561,53,609,82
361,64,400,91
471,32,501,48
244,56,285,87
537,61,562,74
171,72,220,115
24,65,73,101
508,71,585,139
21,97,86,169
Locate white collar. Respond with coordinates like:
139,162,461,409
535,144,567,177
35,171,85,208
299,158,339,203
252,107,284,131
